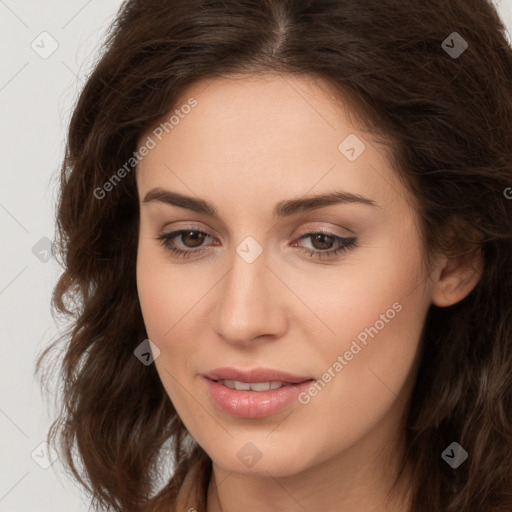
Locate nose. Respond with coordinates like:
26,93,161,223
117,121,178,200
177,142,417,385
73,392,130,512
211,245,288,346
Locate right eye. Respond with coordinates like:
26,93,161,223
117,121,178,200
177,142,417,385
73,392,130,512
156,228,215,258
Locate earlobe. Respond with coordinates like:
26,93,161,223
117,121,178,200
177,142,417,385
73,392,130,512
431,248,483,307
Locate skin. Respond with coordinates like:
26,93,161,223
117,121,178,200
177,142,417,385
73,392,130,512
135,73,481,512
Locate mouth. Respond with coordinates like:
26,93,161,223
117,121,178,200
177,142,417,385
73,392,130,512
213,379,298,391
202,368,315,418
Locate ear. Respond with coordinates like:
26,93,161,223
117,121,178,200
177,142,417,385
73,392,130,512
430,247,483,307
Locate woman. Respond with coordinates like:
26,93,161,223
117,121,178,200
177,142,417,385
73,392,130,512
36,0,512,510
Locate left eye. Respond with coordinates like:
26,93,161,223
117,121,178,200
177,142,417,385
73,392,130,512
156,229,357,260
292,232,357,259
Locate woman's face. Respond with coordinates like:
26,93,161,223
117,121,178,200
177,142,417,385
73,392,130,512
135,73,435,479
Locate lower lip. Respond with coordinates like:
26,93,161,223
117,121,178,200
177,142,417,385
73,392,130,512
203,377,314,418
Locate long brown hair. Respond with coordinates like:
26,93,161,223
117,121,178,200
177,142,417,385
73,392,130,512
36,0,512,510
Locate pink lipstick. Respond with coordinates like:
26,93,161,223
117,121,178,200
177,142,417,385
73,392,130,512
202,367,314,418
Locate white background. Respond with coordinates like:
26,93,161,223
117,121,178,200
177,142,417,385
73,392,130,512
1,1,512,510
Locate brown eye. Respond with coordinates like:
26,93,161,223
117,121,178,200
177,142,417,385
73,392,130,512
309,233,335,251
180,230,207,248
157,228,213,258
294,231,357,261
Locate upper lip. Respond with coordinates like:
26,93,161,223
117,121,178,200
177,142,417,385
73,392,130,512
203,367,314,384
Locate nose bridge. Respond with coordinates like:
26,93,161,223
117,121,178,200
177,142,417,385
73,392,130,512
220,245,269,320
213,238,285,343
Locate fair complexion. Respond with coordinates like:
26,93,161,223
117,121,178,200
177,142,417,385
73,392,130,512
135,73,481,512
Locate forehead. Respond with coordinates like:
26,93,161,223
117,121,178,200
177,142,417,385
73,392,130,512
135,73,409,222
145,73,358,149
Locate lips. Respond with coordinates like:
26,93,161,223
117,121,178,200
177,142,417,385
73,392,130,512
202,367,315,418
202,367,313,385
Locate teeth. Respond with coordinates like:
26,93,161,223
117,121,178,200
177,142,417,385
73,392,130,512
218,380,287,391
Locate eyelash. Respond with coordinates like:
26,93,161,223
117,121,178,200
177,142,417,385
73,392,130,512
155,227,357,261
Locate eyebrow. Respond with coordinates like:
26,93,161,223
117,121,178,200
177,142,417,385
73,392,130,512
142,187,380,220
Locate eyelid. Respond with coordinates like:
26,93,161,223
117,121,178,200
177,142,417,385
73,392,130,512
160,221,352,238
159,221,218,236
293,223,352,239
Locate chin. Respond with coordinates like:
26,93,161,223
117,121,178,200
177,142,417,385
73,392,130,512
208,442,313,477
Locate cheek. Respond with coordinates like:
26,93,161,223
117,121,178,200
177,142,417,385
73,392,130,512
135,244,198,408
136,246,173,341
136,240,200,340
136,240,215,384
288,289,426,470
290,233,428,425
291,267,426,413
281,228,427,360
